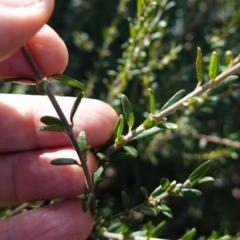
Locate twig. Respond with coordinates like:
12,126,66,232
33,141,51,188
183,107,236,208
103,62,240,156
101,230,168,240
21,45,95,205
193,133,240,149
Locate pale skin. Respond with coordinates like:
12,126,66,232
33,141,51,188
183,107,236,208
0,1,117,239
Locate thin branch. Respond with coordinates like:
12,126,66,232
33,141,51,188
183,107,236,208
193,133,240,149
103,62,240,156
101,230,168,240
21,45,95,205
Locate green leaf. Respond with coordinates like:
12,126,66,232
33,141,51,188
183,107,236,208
223,50,233,68
196,176,214,185
148,88,156,114
115,115,125,144
151,221,166,237
160,89,186,111
77,131,89,160
180,228,196,240
196,47,203,85
161,122,178,130
96,200,113,209
1,77,36,84
123,145,138,158
121,94,134,130
130,231,147,237
70,91,84,126
209,75,239,94
184,97,204,106
36,77,48,95
133,126,165,140
150,185,164,198
51,158,79,166
109,151,136,161
82,193,92,212
160,178,170,190
156,204,173,218
179,188,202,198
108,220,123,232
188,160,211,183
93,166,104,185
38,125,65,132
140,187,149,200
121,191,130,209
142,116,156,129
40,116,63,126
50,74,84,90
96,152,108,161
142,207,158,216
209,51,219,81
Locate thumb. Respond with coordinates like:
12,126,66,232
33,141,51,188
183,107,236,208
0,0,54,62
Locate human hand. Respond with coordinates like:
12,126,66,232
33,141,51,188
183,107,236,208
0,1,117,239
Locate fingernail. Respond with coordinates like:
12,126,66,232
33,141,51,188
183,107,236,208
0,0,44,7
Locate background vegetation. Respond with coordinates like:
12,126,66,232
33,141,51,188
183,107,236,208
2,0,240,239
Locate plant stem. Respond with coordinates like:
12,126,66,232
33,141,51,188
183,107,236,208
103,62,240,156
21,45,95,206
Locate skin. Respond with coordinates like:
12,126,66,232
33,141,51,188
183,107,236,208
0,1,117,239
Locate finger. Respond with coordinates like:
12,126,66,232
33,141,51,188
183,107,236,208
0,24,68,81
0,0,54,62
0,94,117,152
0,147,97,206
0,198,93,240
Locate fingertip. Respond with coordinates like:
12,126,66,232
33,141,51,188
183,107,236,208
0,0,55,61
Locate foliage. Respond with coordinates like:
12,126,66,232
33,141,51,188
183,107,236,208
1,0,240,239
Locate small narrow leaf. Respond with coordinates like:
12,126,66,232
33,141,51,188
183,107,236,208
96,152,108,161
50,74,84,90
142,116,156,129
77,131,89,160
121,191,130,209
70,91,84,126
209,51,219,81
115,115,124,144
142,207,158,216
161,122,178,130
180,228,196,240
36,77,48,95
157,204,173,218
140,187,149,200
188,160,211,183
82,193,92,212
184,97,204,106
93,166,104,185
121,94,134,130
40,116,63,126
160,89,186,111
123,145,138,158
38,125,65,132
223,50,233,68
196,176,214,185
179,188,202,198
148,88,156,114
133,127,165,140
150,185,164,198
109,151,137,161
196,47,203,85
108,221,123,232
151,221,166,237
160,178,171,190
209,75,239,94
51,158,79,166
96,200,113,209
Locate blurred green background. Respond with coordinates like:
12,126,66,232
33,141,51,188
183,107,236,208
3,0,240,238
